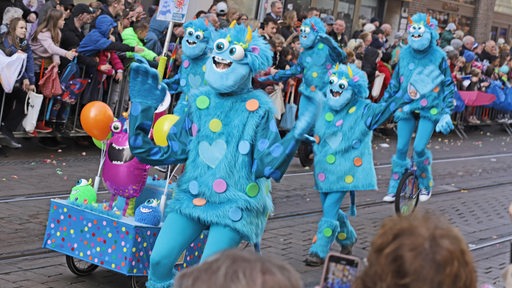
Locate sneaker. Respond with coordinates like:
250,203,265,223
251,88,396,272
304,253,324,267
35,122,53,133
419,188,431,202
467,116,480,124
382,194,396,203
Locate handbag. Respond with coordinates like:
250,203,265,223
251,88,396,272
269,85,285,120
22,91,44,133
0,50,27,93
39,63,62,98
60,58,80,90
371,73,385,99
279,81,297,131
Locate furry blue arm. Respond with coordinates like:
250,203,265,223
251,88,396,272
258,63,304,83
128,63,189,166
439,59,456,115
162,73,181,94
364,92,409,129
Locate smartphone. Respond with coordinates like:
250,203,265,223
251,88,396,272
320,252,360,288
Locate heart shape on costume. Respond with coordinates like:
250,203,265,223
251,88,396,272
325,132,342,149
189,74,202,88
198,140,227,168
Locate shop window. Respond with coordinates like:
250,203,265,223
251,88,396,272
427,8,472,34
490,26,498,41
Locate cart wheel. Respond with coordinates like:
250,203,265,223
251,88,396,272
65,255,99,276
131,276,148,288
298,142,313,167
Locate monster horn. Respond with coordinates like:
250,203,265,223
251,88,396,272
427,14,431,25
205,18,209,26
347,65,353,78
311,22,317,31
408,16,413,25
245,26,252,43
229,20,237,28
335,63,339,71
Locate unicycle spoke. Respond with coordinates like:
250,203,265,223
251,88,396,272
395,171,420,215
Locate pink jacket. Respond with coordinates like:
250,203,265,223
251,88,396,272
30,30,68,71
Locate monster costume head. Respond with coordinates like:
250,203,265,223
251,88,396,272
407,13,439,52
134,199,162,226
69,179,97,204
206,22,272,94
183,18,213,59
326,63,369,110
300,17,325,49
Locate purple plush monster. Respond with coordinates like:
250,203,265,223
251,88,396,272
103,119,150,216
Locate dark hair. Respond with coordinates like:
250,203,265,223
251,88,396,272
381,51,392,63
195,10,207,19
133,20,149,32
263,15,278,27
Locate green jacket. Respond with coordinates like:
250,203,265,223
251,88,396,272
121,27,158,61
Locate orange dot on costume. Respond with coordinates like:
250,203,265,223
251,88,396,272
209,119,222,132
312,235,317,243
433,86,440,92
314,135,320,143
246,99,259,111
353,157,362,167
421,173,427,178
192,198,207,206
310,86,316,91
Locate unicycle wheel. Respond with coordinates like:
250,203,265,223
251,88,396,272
394,171,420,215
65,255,99,276
298,142,313,167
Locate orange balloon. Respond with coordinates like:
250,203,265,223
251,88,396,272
80,101,114,140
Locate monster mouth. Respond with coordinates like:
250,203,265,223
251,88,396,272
330,89,343,98
140,207,154,213
186,39,197,46
107,143,135,164
412,34,422,40
213,56,232,71
301,34,307,39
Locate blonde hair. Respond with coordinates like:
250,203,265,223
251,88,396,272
32,8,63,45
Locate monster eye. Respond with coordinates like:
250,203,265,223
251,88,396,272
418,25,425,33
329,76,338,85
76,179,88,186
186,28,194,37
194,31,204,40
338,79,348,90
303,27,311,34
145,199,158,206
408,25,416,33
228,45,245,60
214,39,229,52
111,121,122,133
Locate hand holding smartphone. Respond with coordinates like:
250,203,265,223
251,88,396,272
320,252,360,288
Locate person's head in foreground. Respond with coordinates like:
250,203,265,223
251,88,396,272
174,249,303,288
354,210,477,288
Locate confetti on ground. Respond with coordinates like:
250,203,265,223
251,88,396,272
81,152,87,156
379,143,390,148
490,158,496,162
11,175,18,179
57,149,62,153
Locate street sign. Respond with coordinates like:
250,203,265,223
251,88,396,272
156,0,190,23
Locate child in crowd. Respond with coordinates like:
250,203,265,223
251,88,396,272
121,20,160,67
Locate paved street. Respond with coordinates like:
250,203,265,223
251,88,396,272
1,126,512,288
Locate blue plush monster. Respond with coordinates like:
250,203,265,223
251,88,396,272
163,18,212,116
381,13,455,203
134,199,161,226
128,23,312,288
305,63,408,266
259,17,346,135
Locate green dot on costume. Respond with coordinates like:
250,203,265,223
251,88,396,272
325,112,334,122
326,154,336,164
209,119,222,132
196,96,210,109
246,183,259,197
229,207,242,222
317,43,324,49
323,228,332,237
430,108,438,115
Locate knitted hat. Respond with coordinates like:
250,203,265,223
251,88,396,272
463,50,476,63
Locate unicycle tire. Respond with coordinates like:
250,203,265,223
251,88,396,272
298,142,313,167
65,255,99,276
394,171,420,215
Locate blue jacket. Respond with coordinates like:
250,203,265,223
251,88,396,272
0,35,35,84
78,15,117,56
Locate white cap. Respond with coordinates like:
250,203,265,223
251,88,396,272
446,23,456,31
216,2,228,15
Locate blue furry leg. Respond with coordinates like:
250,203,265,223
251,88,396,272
147,212,206,288
308,218,339,259
414,149,433,191
387,155,411,195
335,210,357,254
200,225,242,262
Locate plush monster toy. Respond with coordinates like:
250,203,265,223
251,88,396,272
128,23,314,288
135,199,162,226
69,179,97,205
163,18,212,116
381,13,455,203
304,63,408,266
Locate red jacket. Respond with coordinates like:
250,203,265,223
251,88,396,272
97,50,123,77
375,61,392,102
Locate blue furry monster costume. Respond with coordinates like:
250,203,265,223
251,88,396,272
259,17,346,120
305,63,408,266
128,23,316,288
381,13,455,203
163,18,212,115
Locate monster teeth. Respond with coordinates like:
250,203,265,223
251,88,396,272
112,160,124,165
140,207,152,213
112,143,128,150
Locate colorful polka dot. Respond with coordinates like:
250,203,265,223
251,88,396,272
270,143,284,157
196,96,210,109
326,154,336,164
352,140,360,149
213,179,227,193
257,139,269,151
312,235,317,243
314,135,320,143
183,60,190,68
202,65,206,72
229,207,242,222
408,63,415,70
323,228,332,237
180,79,186,86
353,157,362,167
189,181,199,195
325,112,334,122
318,173,326,182
399,76,404,83
345,175,354,184
392,173,400,180
192,198,207,206
433,86,440,92
420,99,428,106
191,123,198,136
310,85,316,91
337,233,347,240
238,140,250,154
246,99,259,111
429,181,433,187
209,119,222,132
348,106,356,114
421,173,427,178
335,120,343,126
430,108,438,115
317,43,324,49
246,183,259,197
312,72,318,78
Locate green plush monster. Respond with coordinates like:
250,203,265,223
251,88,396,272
69,179,97,205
